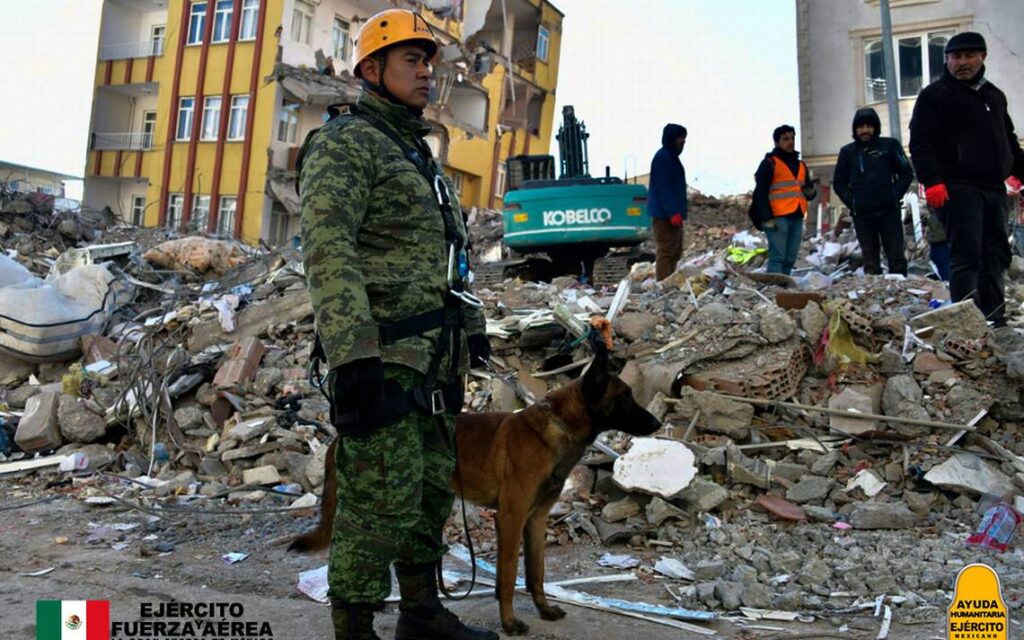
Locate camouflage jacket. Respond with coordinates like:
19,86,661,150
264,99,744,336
300,90,485,377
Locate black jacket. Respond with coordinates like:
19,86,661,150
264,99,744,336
833,108,914,215
750,148,816,229
909,67,1024,190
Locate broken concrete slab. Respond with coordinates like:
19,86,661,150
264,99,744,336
799,301,828,346
14,392,62,452
188,289,312,352
924,452,1016,498
612,438,697,499
828,387,876,435
57,394,107,443
645,496,689,526
242,464,281,486
910,300,989,341
848,502,917,529
675,388,753,439
726,444,771,489
676,477,729,513
601,497,641,523
755,303,795,344
613,312,660,342
213,336,267,388
785,475,835,504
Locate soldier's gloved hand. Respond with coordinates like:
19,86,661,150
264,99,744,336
925,183,949,209
329,357,387,436
468,334,492,368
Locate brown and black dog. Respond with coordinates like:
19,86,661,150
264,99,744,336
290,343,661,635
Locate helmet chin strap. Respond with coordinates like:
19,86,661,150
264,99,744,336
362,53,425,117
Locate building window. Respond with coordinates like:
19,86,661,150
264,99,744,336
332,16,350,62
494,162,506,198
218,196,237,237
536,26,550,63
291,0,314,45
450,171,463,197
191,195,211,231
188,2,207,45
167,194,184,228
240,0,259,40
212,0,234,43
865,30,953,101
176,97,195,140
201,96,222,141
228,95,249,140
142,111,157,149
132,196,146,226
278,100,299,143
151,24,166,56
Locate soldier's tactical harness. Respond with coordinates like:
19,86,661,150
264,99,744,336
303,104,482,422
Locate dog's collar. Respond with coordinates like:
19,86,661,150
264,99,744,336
536,400,580,443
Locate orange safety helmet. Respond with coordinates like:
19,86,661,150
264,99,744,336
353,9,438,78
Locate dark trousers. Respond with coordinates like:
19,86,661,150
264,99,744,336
852,206,907,275
652,217,683,281
938,184,1011,325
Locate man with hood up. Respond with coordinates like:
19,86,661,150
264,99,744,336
832,107,914,275
647,123,688,281
751,125,817,275
910,31,1024,326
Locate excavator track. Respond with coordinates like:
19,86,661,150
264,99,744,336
590,255,633,287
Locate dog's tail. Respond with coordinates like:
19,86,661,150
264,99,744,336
287,439,337,553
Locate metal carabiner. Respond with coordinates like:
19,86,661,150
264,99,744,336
447,244,484,308
433,174,451,207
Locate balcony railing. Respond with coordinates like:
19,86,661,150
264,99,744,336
91,132,153,151
100,39,165,61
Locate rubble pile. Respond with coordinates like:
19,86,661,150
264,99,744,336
4,222,1024,624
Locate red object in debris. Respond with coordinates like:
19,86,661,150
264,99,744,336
755,494,808,523
775,291,825,311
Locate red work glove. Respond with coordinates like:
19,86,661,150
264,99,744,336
1008,176,1022,193
670,213,684,227
925,183,949,209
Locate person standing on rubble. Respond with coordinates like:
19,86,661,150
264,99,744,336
299,10,496,640
647,123,688,281
910,31,1024,326
832,107,913,276
751,125,817,275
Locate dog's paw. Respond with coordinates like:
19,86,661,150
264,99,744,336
539,604,566,621
501,618,530,636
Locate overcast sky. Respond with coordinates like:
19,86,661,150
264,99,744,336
0,0,798,199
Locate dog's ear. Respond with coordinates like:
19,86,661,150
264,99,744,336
582,339,609,403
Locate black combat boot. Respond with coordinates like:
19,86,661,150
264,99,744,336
394,563,498,640
331,601,382,640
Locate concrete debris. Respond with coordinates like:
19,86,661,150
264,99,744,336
828,387,877,435
923,453,1016,498
612,438,697,499
848,502,918,530
674,387,753,439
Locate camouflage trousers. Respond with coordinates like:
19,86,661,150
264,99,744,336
327,365,456,604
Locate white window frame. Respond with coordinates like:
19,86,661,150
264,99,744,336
291,0,314,45
218,196,237,237
864,29,954,102
332,16,351,63
176,97,195,141
188,1,207,46
228,95,249,141
536,26,550,63
450,171,463,197
201,96,222,141
239,0,259,40
278,100,299,144
150,24,166,56
132,196,147,226
167,193,184,228
212,0,234,43
141,110,157,149
191,194,211,230
494,162,506,198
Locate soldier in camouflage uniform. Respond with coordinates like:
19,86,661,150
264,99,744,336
299,9,496,640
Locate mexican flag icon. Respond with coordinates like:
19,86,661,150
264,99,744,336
36,600,110,640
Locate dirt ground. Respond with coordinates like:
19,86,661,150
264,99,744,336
1,488,965,640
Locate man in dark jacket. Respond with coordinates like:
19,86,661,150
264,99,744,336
648,123,688,281
833,107,914,275
752,125,817,275
909,31,1024,326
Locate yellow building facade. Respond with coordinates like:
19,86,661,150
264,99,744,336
84,0,562,245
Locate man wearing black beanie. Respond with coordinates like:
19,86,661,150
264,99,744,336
909,31,1024,326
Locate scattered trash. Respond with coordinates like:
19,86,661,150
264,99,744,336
221,552,249,564
966,503,1022,552
597,553,640,569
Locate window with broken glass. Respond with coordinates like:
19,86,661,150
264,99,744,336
218,196,237,237
537,26,550,63
212,0,233,43
188,2,207,46
278,101,299,144
191,195,211,231
201,96,222,141
291,0,314,45
864,30,953,101
177,97,195,141
167,194,184,228
239,0,259,40
333,16,351,63
228,96,249,140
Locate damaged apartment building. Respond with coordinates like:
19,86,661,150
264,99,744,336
83,0,562,245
